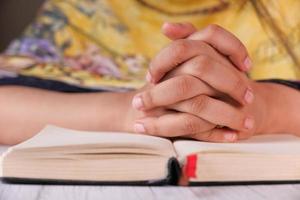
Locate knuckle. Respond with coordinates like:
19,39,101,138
149,61,165,79
171,39,189,60
182,117,198,134
148,120,160,135
221,107,246,130
175,75,192,96
192,55,212,78
142,91,154,109
204,24,222,39
229,77,246,99
194,40,208,49
205,130,216,141
190,95,210,114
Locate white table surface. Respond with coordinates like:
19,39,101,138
0,146,300,200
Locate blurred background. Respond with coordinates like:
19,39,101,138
0,0,45,51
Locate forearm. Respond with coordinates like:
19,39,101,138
0,86,135,145
257,82,300,135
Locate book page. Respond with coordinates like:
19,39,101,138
174,134,300,158
12,125,176,157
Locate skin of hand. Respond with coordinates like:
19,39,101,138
130,23,300,142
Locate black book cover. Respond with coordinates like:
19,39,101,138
1,157,181,186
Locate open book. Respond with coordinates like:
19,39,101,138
1,125,300,185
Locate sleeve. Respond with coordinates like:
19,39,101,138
0,73,102,93
0,1,145,92
258,79,300,91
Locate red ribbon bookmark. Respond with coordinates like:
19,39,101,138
184,154,197,178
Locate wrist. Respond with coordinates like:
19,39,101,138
254,82,300,135
253,82,276,134
121,90,141,133
91,90,139,133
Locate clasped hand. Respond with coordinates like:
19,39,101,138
131,23,267,142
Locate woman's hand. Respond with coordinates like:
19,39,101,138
149,22,252,82
130,24,269,142
131,82,268,142
131,60,262,142
130,77,222,140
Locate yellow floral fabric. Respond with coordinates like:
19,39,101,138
0,0,299,91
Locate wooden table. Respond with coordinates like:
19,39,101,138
1,146,300,200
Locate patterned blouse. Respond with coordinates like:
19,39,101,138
0,0,299,92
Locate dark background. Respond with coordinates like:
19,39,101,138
0,0,45,52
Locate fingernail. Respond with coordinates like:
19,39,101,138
162,22,170,29
163,22,179,28
132,96,144,110
224,132,237,142
244,88,254,104
244,56,252,71
244,117,254,129
146,71,152,82
134,123,146,133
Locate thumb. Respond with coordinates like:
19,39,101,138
162,22,197,40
